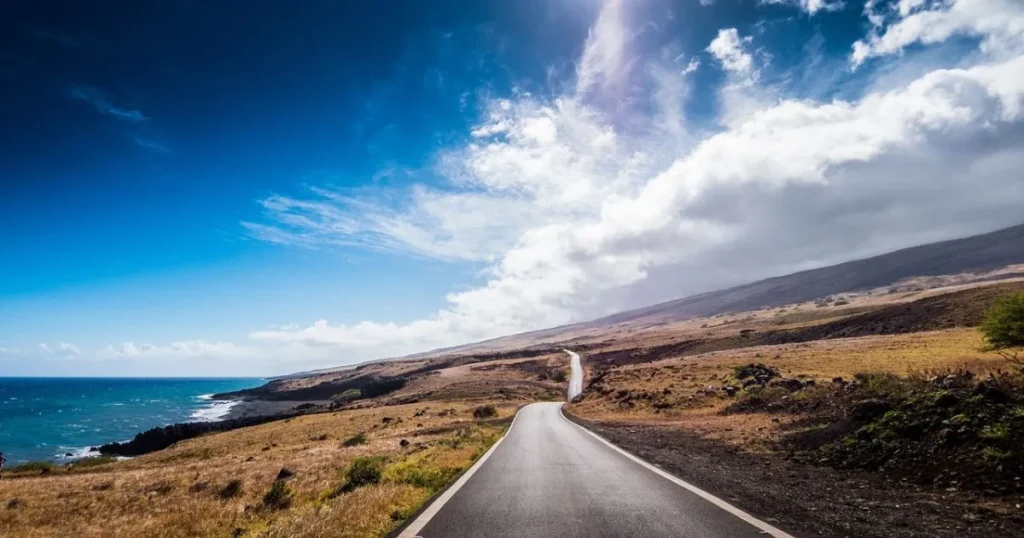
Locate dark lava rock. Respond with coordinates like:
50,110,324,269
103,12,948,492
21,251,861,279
934,392,959,407
973,378,1010,403
734,363,781,384
851,399,893,421
400,439,410,447
770,378,805,392
275,468,295,481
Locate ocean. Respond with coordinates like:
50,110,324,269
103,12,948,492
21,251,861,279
0,377,262,464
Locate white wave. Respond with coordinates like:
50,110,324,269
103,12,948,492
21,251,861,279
55,446,100,461
190,398,237,422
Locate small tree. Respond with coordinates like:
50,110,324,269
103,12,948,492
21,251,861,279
980,291,1024,364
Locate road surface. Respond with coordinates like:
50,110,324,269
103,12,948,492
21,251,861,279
564,349,583,400
400,401,791,537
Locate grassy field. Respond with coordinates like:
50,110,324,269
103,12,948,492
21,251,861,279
0,402,511,538
569,327,1016,447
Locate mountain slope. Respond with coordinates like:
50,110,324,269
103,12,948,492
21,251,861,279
416,223,1024,358
588,223,1024,327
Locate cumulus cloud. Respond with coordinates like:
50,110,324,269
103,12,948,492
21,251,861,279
706,29,755,74
246,0,1024,363
853,0,1024,66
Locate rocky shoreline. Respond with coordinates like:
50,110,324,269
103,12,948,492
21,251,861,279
96,395,327,458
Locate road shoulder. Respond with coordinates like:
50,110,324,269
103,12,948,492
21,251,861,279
564,412,1024,538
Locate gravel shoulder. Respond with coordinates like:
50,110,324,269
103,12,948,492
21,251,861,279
566,413,1024,538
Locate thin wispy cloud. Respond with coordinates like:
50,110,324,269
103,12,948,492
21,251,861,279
69,84,146,122
244,0,1024,364
131,136,172,153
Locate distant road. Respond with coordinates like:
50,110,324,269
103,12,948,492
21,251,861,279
399,401,792,538
564,349,583,400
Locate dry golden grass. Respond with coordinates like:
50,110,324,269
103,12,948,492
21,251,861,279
0,402,512,538
570,328,1011,446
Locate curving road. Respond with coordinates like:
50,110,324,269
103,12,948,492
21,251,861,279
399,400,792,537
564,349,583,400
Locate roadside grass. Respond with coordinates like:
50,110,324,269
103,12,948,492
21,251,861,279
569,328,1011,446
0,401,511,538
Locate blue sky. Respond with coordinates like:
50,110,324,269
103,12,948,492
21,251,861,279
2,0,1023,376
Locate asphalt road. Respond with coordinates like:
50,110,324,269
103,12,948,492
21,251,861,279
402,402,790,537
564,349,583,400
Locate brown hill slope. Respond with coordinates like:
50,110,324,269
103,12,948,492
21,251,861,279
589,222,1024,327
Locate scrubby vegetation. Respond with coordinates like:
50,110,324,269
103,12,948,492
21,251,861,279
726,367,1024,494
263,479,296,509
472,404,497,419
0,402,511,538
342,432,368,447
332,388,363,402
980,291,1024,351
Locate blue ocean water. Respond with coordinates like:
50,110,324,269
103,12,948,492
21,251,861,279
0,378,262,464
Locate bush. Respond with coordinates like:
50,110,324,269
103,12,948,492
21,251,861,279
262,479,294,510
472,404,497,419
218,479,243,499
331,388,362,402
980,292,1024,349
71,456,117,469
383,457,461,492
342,456,384,492
342,432,367,447
551,369,568,383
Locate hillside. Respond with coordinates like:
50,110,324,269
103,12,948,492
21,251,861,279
414,223,1024,358
588,222,1024,326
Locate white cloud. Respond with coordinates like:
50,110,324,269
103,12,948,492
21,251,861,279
95,340,253,360
32,342,81,357
706,29,754,74
247,0,1024,364
57,342,81,356
762,0,845,15
852,0,1024,66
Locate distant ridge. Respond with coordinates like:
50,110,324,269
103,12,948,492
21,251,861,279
310,222,1024,369
415,222,1024,357
588,222,1024,326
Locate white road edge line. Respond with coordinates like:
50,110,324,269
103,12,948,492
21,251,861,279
559,404,796,538
396,406,523,538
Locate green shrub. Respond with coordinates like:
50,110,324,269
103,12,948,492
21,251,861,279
383,457,461,492
262,479,294,510
980,292,1024,349
218,479,243,499
342,432,367,447
472,404,497,419
551,369,568,383
341,456,384,492
331,388,362,402
71,456,117,469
